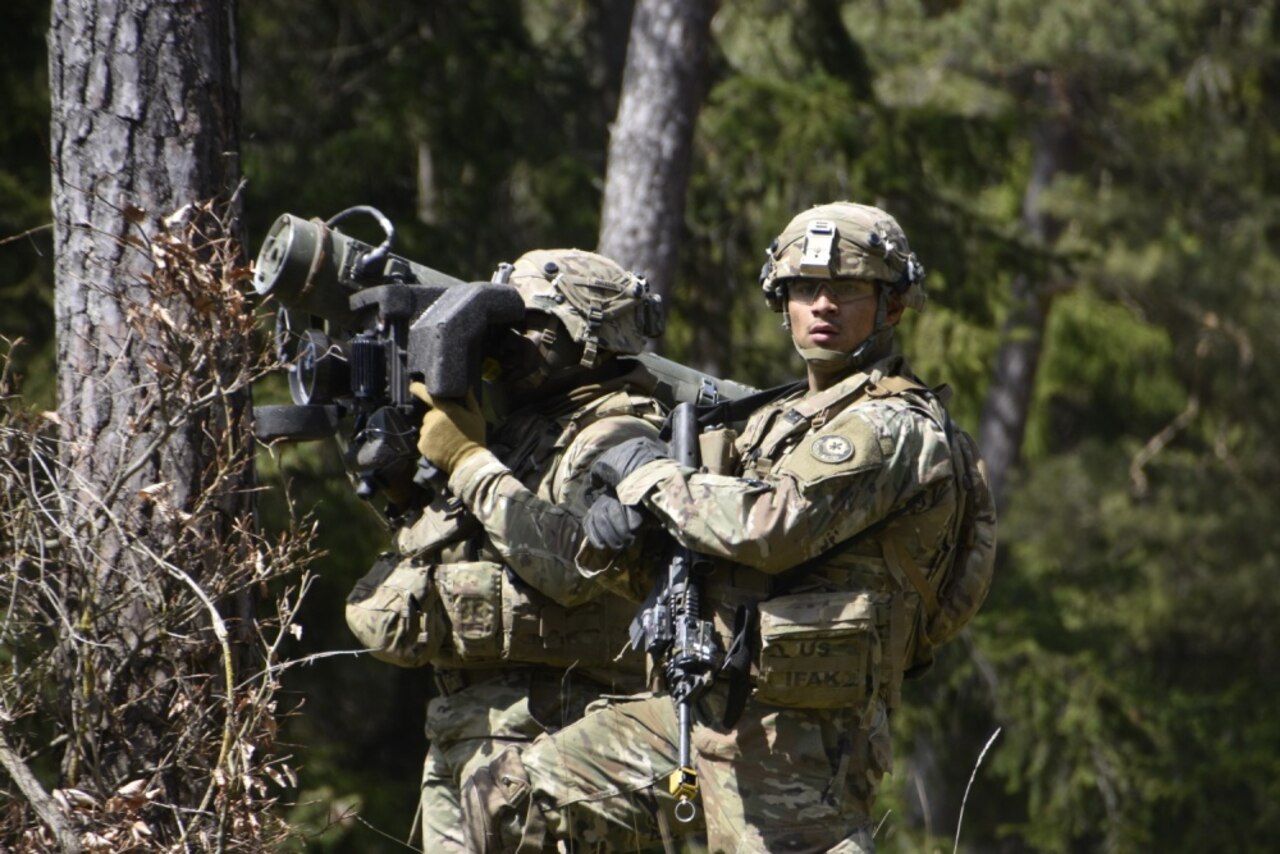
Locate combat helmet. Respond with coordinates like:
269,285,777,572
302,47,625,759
500,248,664,368
759,202,926,367
760,202,926,312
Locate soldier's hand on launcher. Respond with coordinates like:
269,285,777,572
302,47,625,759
407,381,487,476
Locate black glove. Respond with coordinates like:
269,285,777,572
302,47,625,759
583,493,646,552
590,436,670,490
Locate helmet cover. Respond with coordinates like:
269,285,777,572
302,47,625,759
760,202,926,312
504,248,664,367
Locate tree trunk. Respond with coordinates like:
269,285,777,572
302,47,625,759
597,0,716,350
49,0,242,799
976,75,1072,510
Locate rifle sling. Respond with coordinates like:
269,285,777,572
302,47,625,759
719,603,756,728
659,379,808,440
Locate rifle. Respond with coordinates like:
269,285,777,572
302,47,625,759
250,206,756,511
633,401,719,823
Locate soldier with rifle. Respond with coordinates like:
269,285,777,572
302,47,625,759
461,201,997,852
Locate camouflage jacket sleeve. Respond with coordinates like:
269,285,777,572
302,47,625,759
448,413,662,606
613,396,955,574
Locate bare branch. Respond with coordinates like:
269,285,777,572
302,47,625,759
2,200,319,849
0,222,53,248
953,728,1002,854
0,727,82,853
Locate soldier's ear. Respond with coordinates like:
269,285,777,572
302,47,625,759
886,295,906,326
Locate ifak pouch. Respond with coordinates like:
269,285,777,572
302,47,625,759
754,589,882,710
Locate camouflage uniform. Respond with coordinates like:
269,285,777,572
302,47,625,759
345,250,667,851
462,204,993,852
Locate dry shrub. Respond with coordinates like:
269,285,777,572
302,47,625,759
0,200,322,851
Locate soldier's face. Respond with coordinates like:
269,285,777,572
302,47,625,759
787,279,891,354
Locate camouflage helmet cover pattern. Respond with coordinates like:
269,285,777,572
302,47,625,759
760,202,926,312
504,248,664,367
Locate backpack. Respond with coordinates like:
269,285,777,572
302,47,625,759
878,381,998,673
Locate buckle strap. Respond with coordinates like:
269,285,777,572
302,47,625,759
881,537,939,620
433,668,470,697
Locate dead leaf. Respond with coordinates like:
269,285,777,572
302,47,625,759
116,779,147,798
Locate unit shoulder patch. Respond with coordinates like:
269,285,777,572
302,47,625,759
811,434,854,464
779,412,883,487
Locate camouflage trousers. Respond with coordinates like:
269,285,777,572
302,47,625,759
416,668,605,852
461,690,888,853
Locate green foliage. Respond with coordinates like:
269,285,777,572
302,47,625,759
908,306,1000,430
0,0,54,409
991,438,1280,850
1024,288,1185,458
240,0,619,279
681,1,1020,386
844,1,1280,850
279,786,364,851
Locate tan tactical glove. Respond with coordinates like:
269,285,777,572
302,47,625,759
407,382,486,476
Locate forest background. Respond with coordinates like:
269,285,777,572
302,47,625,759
3,0,1279,851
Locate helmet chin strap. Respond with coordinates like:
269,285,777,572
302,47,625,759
790,286,895,372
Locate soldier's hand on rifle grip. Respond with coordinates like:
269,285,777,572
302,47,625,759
408,381,487,476
583,493,646,553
